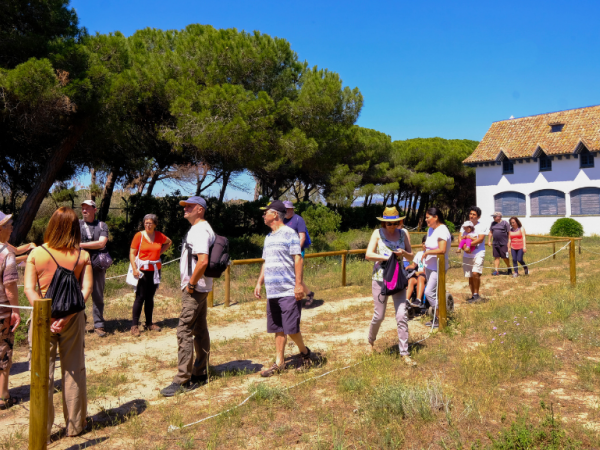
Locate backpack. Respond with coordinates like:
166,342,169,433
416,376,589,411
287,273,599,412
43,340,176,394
378,254,408,301
183,232,230,279
304,228,312,249
81,220,113,270
37,246,86,319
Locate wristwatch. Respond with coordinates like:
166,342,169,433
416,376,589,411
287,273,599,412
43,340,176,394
187,282,196,290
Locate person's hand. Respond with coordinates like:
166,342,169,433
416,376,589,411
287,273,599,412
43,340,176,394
50,314,74,333
185,283,195,294
28,243,37,251
523,247,527,254
393,249,404,258
132,267,140,278
253,283,262,299
487,242,491,247
294,284,304,301
10,310,21,332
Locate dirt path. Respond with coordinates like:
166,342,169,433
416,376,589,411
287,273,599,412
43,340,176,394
1,294,431,446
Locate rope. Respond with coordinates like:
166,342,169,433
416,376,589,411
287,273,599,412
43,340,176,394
450,242,570,270
0,304,33,310
581,246,600,256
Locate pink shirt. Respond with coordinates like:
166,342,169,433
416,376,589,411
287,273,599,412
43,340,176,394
509,228,524,250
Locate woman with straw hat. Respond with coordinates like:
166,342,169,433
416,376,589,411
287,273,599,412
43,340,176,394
365,206,416,366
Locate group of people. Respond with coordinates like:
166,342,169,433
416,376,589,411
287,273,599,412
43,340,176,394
0,196,531,439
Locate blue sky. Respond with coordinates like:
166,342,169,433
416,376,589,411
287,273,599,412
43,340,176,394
71,0,600,199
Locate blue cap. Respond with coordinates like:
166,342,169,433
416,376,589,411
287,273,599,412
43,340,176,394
179,196,207,209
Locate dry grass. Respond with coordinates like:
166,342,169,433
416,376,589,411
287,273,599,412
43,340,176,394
4,236,600,449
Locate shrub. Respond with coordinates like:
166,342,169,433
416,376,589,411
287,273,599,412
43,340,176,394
301,205,342,236
445,220,456,234
330,239,350,251
550,218,583,237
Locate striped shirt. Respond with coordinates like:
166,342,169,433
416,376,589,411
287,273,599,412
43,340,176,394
0,246,18,319
262,226,301,299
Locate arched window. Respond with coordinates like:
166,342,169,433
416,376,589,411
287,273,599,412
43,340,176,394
494,192,526,216
530,189,566,216
571,188,600,215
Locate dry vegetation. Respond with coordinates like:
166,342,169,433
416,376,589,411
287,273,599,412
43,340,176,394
2,235,600,449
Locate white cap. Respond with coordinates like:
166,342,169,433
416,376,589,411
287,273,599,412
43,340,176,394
462,220,474,228
81,200,96,207
0,211,12,227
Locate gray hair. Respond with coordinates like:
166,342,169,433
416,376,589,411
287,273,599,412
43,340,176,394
276,211,285,222
143,214,158,226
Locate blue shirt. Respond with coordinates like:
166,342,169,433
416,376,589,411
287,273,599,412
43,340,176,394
262,226,302,299
283,214,308,249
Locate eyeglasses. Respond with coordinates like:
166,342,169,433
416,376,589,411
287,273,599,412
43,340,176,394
262,210,275,216
385,221,401,226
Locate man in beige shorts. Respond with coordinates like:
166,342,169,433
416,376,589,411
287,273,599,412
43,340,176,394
462,206,488,303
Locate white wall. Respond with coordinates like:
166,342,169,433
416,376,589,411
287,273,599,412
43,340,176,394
475,157,600,235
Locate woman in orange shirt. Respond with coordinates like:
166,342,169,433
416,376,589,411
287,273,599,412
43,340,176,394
129,214,172,336
24,207,93,438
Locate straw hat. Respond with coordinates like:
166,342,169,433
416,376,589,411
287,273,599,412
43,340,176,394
376,206,406,222
0,211,12,227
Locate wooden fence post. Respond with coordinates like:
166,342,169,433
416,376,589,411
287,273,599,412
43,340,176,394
224,264,231,307
207,290,214,308
437,254,447,330
570,239,576,287
553,242,556,260
341,251,347,287
579,240,581,255
30,298,51,450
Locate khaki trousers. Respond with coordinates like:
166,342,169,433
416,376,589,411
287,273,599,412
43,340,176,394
48,311,87,436
173,290,210,384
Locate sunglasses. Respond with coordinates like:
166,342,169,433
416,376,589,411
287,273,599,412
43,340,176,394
385,221,401,226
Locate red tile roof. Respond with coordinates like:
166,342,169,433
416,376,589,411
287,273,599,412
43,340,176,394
464,105,600,164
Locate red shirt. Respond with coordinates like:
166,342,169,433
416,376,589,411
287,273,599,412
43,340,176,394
131,231,167,271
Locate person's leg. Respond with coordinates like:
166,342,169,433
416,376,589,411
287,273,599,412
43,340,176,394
406,277,417,300
280,296,307,355
368,280,388,344
91,268,106,329
391,290,409,355
493,257,500,271
173,290,201,384
191,291,210,377
417,274,427,301
472,273,481,295
511,249,519,274
275,332,287,366
424,268,438,319
287,332,307,355
463,255,475,295
57,312,87,437
0,316,14,402
143,274,158,327
131,275,146,327
47,331,59,437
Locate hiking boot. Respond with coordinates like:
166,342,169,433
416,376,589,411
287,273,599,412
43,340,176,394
148,324,161,332
298,347,313,370
491,271,499,276
0,396,19,410
506,269,513,275
524,267,529,275
131,326,140,337
402,355,417,367
260,362,283,378
160,381,199,397
425,319,439,328
191,374,208,386
94,328,107,338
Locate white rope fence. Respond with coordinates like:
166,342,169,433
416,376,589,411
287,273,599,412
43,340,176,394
581,246,600,256
450,241,570,270
0,304,33,310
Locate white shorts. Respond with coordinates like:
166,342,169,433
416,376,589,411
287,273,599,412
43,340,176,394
463,253,484,277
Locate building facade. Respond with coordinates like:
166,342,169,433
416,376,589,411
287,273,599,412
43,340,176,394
464,105,600,235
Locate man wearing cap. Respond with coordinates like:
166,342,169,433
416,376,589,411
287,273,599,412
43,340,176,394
254,200,312,377
282,201,315,306
79,200,109,337
161,196,215,397
488,212,512,276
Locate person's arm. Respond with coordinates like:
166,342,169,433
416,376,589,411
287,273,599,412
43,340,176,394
293,254,304,301
394,229,414,261
423,239,447,257
129,247,140,277
254,263,266,299
160,235,172,255
5,280,20,332
186,254,208,294
522,227,527,253
365,230,387,262
471,233,486,249
487,230,493,247
298,232,306,249
81,257,93,300
80,236,108,250
24,254,41,306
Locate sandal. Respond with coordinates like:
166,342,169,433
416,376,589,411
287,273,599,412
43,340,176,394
0,396,18,410
260,362,284,378
304,292,315,307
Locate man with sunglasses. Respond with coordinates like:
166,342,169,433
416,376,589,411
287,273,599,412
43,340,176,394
254,200,312,377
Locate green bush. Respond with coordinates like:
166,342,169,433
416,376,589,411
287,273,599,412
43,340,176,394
550,218,583,238
330,239,350,251
445,220,456,234
301,205,342,236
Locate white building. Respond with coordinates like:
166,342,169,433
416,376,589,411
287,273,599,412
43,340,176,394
464,105,600,236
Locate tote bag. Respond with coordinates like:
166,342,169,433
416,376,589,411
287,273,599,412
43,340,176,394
126,236,143,287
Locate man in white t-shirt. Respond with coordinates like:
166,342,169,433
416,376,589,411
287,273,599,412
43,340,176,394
161,196,216,397
461,206,488,303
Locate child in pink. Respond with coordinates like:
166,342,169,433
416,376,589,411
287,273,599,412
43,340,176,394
457,221,477,254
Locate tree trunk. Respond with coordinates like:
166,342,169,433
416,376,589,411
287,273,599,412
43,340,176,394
218,171,231,204
10,118,87,245
416,193,428,231
90,168,97,202
145,170,161,197
302,183,313,202
98,167,119,222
